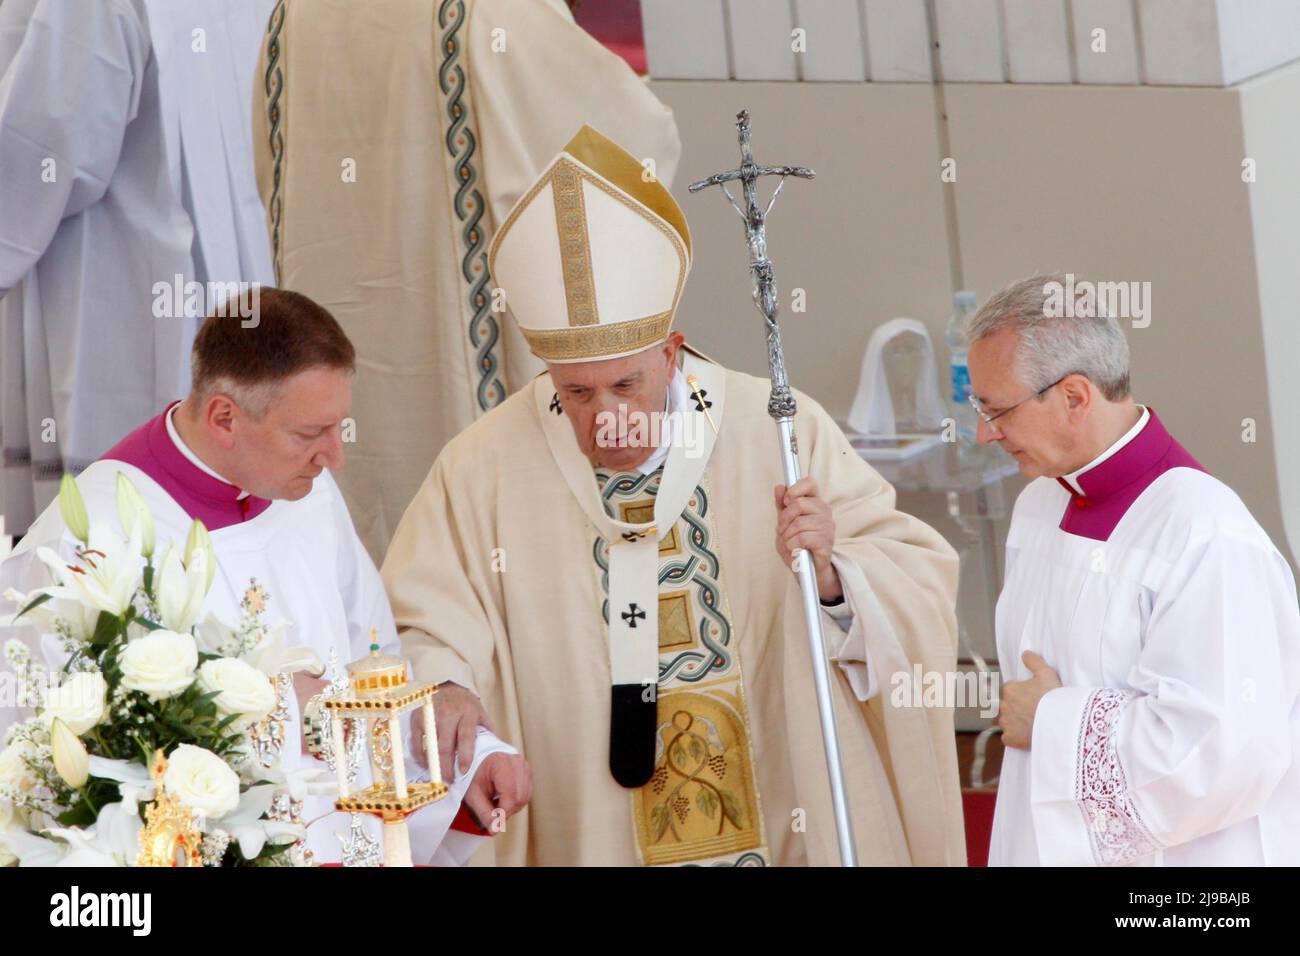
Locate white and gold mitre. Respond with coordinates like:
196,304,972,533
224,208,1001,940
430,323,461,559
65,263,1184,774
488,125,692,363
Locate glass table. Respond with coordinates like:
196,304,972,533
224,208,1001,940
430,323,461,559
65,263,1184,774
846,434,1026,731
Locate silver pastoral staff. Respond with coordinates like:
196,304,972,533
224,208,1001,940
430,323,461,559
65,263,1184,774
689,110,857,866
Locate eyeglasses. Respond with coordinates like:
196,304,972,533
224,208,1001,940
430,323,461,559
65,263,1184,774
967,374,1071,432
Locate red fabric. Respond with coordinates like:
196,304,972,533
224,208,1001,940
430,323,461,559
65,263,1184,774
100,401,273,529
450,802,488,835
962,789,997,867
574,0,646,75
1054,408,1206,542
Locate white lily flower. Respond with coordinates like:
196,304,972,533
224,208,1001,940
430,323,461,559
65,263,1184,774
156,545,207,633
215,784,302,859
115,473,157,558
50,718,89,788
242,621,322,677
38,523,144,618
42,802,142,866
87,756,155,816
87,756,153,786
251,765,337,801
3,585,99,642
4,827,68,866
194,614,239,657
57,474,89,544
34,547,78,590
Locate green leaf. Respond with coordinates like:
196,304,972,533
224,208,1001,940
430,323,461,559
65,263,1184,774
651,804,670,842
89,610,121,647
670,742,686,766
56,800,97,827
100,644,123,682
720,791,744,828
696,789,718,818
15,592,52,620
689,738,704,761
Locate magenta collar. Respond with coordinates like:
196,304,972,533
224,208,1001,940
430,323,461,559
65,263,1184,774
100,402,273,531
1053,407,1206,542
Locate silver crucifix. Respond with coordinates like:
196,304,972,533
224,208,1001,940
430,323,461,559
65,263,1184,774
689,110,857,867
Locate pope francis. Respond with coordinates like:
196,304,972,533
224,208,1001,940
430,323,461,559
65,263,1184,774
381,126,966,866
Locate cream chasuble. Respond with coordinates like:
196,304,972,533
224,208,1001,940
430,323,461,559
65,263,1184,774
382,352,967,866
252,0,682,562
383,123,964,866
533,351,767,865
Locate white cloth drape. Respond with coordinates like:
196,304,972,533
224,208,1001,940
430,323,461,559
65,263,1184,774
0,0,275,533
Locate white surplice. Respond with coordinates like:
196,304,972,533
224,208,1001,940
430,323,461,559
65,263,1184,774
989,410,1300,866
0,0,276,533
1,459,512,865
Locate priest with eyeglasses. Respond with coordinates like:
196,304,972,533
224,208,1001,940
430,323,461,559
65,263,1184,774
968,274,1300,866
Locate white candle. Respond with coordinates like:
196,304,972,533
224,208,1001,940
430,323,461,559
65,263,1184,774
421,700,441,785
389,714,407,800
383,819,413,868
331,716,349,798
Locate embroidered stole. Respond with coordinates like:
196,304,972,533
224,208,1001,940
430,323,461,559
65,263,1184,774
535,351,769,866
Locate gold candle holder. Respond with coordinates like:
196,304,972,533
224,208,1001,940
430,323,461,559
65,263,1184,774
325,638,448,866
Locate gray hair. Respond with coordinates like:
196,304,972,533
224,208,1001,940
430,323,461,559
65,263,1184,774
965,273,1131,401
191,376,282,420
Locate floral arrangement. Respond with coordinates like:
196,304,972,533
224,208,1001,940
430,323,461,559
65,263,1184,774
0,473,326,866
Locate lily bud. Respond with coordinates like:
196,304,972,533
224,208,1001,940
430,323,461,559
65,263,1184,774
116,473,157,558
157,545,207,633
185,519,216,595
50,717,89,788
58,474,90,544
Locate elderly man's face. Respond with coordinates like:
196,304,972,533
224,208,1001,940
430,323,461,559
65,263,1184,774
547,334,682,470
967,328,1080,478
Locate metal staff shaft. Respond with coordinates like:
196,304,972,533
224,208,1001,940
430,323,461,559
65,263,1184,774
689,110,857,866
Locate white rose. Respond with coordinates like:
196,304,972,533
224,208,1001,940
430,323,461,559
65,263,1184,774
0,742,37,793
197,658,276,726
40,671,107,735
163,744,240,820
119,631,198,701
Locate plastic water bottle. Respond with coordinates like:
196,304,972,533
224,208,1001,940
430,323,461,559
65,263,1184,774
945,290,979,445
